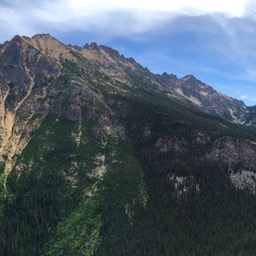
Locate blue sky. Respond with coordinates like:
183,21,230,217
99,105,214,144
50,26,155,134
1,0,256,105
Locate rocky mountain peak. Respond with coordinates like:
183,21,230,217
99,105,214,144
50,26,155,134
83,42,100,51
83,42,125,65
31,33,52,39
81,42,150,84
99,45,124,61
12,34,24,43
83,43,124,62
160,72,178,84
82,42,148,71
180,75,203,86
21,33,74,61
0,34,62,174
2,34,29,50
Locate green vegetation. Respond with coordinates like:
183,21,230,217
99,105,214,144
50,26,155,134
43,196,102,256
2,80,256,255
97,90,256,255
0,108,146,255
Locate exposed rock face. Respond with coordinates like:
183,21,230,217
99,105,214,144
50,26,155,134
0,35,60,172
80,43,256,125
82,42,151,84
155,133,256,192
159,74,247,122
0,35,113,174
230,171,256,193
206,138,256,172
169,175,200,198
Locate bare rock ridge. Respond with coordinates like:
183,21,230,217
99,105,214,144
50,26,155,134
0,34,106,175
81,41,251,123
82,42,151,84
11,35,253,121
170,74,247,123
0,35,61,174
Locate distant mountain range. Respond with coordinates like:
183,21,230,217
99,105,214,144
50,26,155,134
1,34,256,255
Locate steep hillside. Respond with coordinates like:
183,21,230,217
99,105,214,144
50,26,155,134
80,42,251,124
1,34,256,255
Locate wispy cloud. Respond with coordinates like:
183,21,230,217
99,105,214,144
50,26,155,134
0,0,254,41
240,95,248,100
239,94,256,104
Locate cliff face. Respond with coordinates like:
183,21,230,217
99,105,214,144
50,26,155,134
155,133,256,191
1,34,256,255
0,35,59,173
0,35,115,174
206,138,256,172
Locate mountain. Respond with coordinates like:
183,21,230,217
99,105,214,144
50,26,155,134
1,34,256,255
80,42,251,124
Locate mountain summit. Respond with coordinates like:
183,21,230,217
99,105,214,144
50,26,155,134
1,34,256,255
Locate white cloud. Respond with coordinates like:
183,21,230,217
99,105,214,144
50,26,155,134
240,73,256,83
241,96,256,104
59,0,250,17
246,68,256,77
0,0,254,42
240,95,248,100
